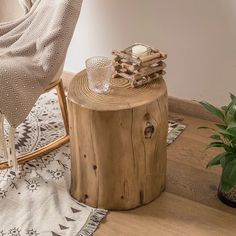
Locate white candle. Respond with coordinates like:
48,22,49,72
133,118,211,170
132,45,148,57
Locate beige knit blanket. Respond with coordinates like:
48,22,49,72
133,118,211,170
0,0,83,127
19,0,38,13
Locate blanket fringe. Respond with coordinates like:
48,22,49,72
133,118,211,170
0,113,17,171
77,209,108,236
0,114,7,158
8,126,17,172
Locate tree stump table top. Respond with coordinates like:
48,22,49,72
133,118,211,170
68,70,167,111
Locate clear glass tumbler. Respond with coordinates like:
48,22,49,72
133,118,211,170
86,56,112,94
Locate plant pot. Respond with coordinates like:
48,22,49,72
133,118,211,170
218,184,236,208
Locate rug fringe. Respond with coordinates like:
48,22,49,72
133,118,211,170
77,209,108,236
167,123,186,145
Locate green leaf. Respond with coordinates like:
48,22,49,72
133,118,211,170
210,135,221,140
220,154,235,168
229,129,236,137
226,124,236,136
207,152,227,168
207,141,234,153
199,101,225,121
215,124,227,130
207,142,225,149
215,129,234,139
234,110,236,121
227,122,236,130
223,145,235,153
221,158,236,192
230,93,236,101
230,137,236,144
224,96,236,125
225,114,235,126
221,105,228,112
226,99,236,115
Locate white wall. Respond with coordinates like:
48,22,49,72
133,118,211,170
65,0,236,106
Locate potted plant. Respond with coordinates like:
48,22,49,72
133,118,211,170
199,94,236,208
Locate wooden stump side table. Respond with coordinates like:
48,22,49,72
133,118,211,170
68,70,168,210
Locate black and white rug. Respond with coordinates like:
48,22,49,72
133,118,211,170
0,91,185,236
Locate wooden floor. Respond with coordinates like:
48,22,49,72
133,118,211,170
95,113,236,236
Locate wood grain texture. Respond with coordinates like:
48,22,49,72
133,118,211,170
68,71,168,210
68,70,167,111
95,192,236,236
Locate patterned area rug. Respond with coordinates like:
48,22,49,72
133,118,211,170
0,91,185,236
167,120,186,145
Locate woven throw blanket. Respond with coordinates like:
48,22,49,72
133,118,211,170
19,0,37,13
0,0,83,128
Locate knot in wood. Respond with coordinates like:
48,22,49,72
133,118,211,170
144,121,155,139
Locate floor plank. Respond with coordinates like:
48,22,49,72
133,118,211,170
167,113,222,175
96,192,236,236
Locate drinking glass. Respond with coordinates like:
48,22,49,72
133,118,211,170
86,56,112,94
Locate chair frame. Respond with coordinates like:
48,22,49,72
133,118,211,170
0,79,69,169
